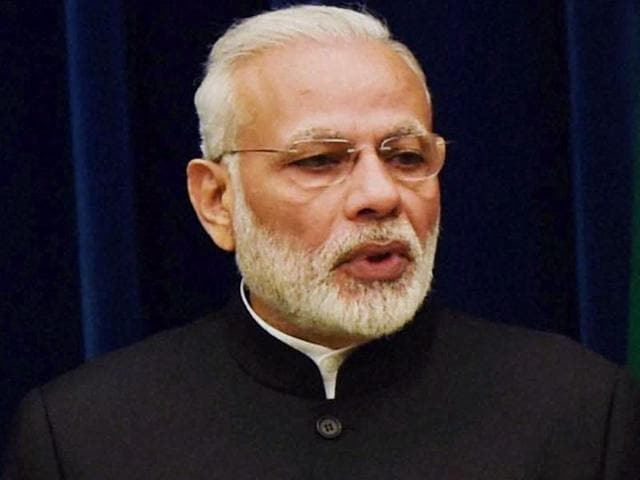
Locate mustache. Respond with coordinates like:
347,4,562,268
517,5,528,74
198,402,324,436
313,219,423,267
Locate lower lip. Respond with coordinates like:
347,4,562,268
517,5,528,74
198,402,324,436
336,253,409,281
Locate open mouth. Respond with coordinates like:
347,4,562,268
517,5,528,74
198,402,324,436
334,241,411,281
367,252,393,263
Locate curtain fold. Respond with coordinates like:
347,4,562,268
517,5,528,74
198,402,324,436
628,3,640,380
564,0,638,364
64,0,142,358
631,136,640,379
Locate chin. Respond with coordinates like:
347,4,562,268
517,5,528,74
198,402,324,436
284,271,431,341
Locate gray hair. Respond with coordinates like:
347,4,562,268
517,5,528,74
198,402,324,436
194,4,430,161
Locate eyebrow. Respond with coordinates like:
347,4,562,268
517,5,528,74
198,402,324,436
385,121,428,137
286,121,428,144
288,127,342,143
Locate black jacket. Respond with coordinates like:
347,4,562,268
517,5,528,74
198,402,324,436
3,296,640,479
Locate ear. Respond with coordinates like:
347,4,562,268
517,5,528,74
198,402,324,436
186,159,235,251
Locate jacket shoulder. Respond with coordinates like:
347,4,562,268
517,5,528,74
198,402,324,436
429,307,627,403
38,311,236,421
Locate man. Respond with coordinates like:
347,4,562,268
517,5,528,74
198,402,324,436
3,5,639,479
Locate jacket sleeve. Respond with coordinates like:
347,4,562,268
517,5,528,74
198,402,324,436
603,369,640,480
1,388,63,480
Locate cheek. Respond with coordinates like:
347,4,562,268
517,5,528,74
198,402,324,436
404,182,440,243
241,169,340,247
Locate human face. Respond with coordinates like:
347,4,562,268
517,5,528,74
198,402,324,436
230,39,441,344
230,156,439,347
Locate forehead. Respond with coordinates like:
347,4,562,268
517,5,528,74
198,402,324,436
232,38,431,145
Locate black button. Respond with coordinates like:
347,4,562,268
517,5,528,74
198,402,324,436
316,415,342,439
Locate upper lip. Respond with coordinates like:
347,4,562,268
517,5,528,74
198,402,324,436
334,240,411,266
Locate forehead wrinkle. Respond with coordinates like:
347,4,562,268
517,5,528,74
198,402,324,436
233,40,432,149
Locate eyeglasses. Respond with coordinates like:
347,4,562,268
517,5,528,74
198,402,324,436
223,133,445,189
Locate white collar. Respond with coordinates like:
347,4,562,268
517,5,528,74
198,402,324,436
239,280,358,399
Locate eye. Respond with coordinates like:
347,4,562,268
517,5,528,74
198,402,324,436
290,153,343,170
387,150,427,169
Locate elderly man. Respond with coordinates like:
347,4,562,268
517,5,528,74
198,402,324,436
3,5,639,480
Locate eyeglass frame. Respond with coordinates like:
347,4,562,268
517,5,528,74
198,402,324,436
219,132,446,189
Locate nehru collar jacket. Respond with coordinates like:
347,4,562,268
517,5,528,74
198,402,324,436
3,289,640,479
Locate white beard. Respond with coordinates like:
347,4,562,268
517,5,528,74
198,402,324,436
229,162,439,341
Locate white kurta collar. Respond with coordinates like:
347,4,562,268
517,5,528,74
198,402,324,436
239,280,358,399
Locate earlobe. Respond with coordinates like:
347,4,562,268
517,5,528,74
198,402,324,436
186,159,236,251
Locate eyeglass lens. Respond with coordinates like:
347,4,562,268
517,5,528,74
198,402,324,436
284,135,442,189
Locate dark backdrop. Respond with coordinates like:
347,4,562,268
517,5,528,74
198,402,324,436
2,0,639,454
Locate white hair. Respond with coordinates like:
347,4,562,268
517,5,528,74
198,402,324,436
194,4,431,161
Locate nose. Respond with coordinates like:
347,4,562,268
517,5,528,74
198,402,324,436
342,148,401,221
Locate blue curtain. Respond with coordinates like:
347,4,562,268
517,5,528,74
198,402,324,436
2,0,639,453
565,0,639,363
65,0,142,358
